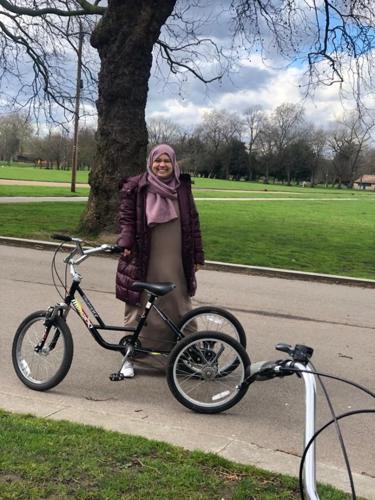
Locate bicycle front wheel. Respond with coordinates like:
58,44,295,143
12,310,74,391
167,331,250,414
179,306,247,348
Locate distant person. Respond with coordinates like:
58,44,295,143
116,144,204,377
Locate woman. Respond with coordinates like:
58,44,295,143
116,144,204,377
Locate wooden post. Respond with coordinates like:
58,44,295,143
71,21,83,193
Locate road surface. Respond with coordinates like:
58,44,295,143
0,244,374,497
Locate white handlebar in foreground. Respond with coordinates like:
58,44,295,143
249,360,319,500
295,362,319,500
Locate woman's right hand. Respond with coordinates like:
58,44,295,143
123,248,131,257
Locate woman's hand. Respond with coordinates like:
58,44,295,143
195,264,202,272
123,249,131,257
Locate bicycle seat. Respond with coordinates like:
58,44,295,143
131,281,176,296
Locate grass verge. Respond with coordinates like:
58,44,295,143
0,202,86,239
0,165,89,184
1,199,374,279
0,410,348,499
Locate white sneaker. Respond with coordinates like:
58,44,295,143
120,360,135,378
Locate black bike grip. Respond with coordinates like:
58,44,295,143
51,234,72,242
109,245,124,254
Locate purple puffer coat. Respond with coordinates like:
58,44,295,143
116,172,205,305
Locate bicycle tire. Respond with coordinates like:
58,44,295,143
12,310,74,391
167,331,250,414
179,306,247,348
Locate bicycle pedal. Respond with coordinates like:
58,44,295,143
109,372,125,382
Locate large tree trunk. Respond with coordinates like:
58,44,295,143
81,0,176,234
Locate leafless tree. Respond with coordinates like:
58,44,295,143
196,110,244,150
328,110,375,187
270,103,305,184
361,148,375,177
243,105,265,179
0,112,33,161
0,1,374,232
147,118,182,147
255,117,274,183
194,109,244,177
30,131,71,169
306,127,327,186
77,126,96,169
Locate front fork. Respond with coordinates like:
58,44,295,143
34,303,70,354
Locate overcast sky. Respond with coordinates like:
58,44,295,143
13,0,368,135
142,1,372,133
146,56,354,130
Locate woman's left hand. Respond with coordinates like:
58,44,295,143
195,264,202,272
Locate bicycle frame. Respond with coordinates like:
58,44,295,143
55,272,185,356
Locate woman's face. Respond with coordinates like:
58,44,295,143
151,153,173,179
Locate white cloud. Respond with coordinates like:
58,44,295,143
146,55,357,130
147,99,211,129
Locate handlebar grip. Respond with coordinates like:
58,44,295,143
109,245,123,254
52,234,72,242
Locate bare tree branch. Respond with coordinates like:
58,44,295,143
156,39,224,83
231,0,375,100
0,0,105,16
0,2,101,125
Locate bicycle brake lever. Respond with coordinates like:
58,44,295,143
275,343,314,364
275,343,294,355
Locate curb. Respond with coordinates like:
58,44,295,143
1,235,375,289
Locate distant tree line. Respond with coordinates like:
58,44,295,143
0,113,95,171
148,105,375,187
1,106,374,186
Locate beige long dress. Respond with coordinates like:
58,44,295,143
124,202,193,355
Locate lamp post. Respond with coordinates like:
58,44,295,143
71,21,83,193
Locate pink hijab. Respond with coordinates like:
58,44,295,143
146,144,181,227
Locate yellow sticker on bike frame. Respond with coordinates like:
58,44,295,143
72,299,93,328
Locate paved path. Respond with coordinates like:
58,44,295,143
195,197,361,201
0,179,89,187
1,244,374,497
0,196,88,203
0,179,318,194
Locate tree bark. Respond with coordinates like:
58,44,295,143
81,0,176,234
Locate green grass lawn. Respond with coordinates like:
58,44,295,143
1,198,374,279
2,165,374,197
0,165,89,184
198,198,375,279
0,202,85,239
0,410,348,499
192,177,374,195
